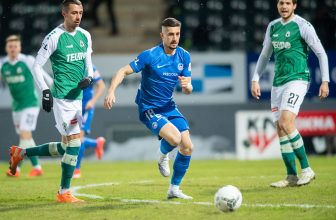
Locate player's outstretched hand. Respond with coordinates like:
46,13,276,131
78,76,93,89
319,81,329,100
104,93,116,110
251,81,261,100
42,89,53,112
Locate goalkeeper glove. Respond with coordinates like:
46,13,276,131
78,76,93,89
42,89,53,112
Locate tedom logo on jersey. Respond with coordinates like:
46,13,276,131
66,52,86,62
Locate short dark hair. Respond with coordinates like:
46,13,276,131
62,0,82,11
277,0,297,4
161,18,181,27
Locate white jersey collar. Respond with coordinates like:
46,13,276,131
59,24,78,36
5,53,23,65
280,14,296,25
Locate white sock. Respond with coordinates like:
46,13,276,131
33,165,42,170
20,138,36,149
19,139,35,157
59,187,70,194
302,167,312,173
169,184,179,191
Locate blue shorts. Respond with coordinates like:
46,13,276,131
82,107,94,134
139,107,189,136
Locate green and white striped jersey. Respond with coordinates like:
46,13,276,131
0,54,39,111
35,24,93,100
253,15,329,86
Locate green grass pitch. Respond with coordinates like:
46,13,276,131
0,157,335,220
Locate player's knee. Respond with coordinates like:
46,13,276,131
278,118,292,133
180,143,193,156
277,120,287,131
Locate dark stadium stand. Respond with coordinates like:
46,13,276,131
166,0,336,52
0,0,335,54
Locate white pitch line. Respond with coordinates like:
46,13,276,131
70,182,336,209
70,182,120,199
243,203,336,209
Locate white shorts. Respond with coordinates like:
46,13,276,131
271,80,309,122
12,107,40,134
53,98,82,136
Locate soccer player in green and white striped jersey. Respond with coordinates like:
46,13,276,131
251,0,330,188
0,35,51,178
8,0,94,203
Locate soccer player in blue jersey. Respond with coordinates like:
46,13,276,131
73,65,106,178
104,17,194,199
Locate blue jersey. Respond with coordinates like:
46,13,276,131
82,65,102,105
129,44,191,113
82,65,103,133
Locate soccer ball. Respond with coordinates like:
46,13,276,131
214,185,242,212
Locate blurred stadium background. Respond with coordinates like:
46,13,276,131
0,0,335,162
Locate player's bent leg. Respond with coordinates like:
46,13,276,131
72,143,86,179
168,131,193,199
19,133,40,167
25,142,66,157
73,143,85,178
95,137,105,160
158,139,175,177
158,123,182,147
18,137,43,177
8,142,66,176
79,136,105,161
157,123,181,177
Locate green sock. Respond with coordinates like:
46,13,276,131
60,139,80,189
17,161,23,169
26,142,66,157
280,136,297,175
288,130,309,169
61,162,76,189
20,139,39,167
29,156,39,167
